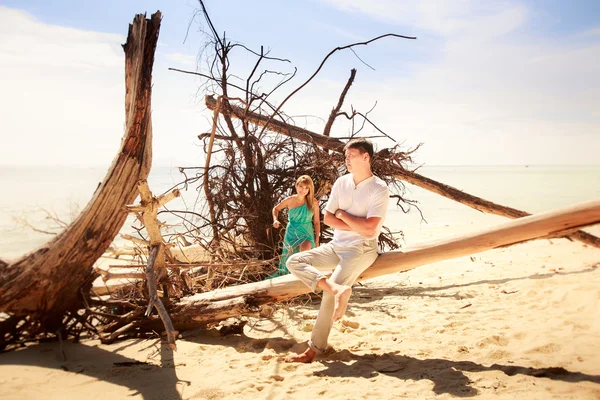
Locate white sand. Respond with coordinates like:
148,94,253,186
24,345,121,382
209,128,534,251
1,229,599,399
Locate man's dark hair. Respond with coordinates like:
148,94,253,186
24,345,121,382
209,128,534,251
343,138,374,161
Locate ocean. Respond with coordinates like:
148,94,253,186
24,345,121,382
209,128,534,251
1,165,599,261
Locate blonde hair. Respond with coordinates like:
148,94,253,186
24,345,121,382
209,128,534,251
296,175,316,213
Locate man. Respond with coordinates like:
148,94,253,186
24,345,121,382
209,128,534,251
286,138,389,363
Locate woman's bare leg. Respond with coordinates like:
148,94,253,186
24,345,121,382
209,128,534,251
299,240,312,252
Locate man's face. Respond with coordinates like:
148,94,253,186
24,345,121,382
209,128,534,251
345,148,367,172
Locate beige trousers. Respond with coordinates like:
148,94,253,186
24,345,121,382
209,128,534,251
286,239,379,353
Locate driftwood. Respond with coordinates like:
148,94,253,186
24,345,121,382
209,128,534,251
145,246,178,349
0,13,161,323
125,179,180,348
134,198,600,330
205,94,600,250
125,180,181,274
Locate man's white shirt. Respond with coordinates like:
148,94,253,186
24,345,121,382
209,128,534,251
325,174,389,247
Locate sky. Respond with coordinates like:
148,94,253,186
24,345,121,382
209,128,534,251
0,0,599,167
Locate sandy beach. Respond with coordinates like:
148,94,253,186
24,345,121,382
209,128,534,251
1,223,599,400
1,0,599,398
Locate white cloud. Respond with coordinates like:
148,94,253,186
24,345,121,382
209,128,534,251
332,39,600,165
312,21,365,42
165,52,198,67
307,0,600,165
0,7,123,69
320,0,528,38
0,6,205,167
581,26,600,37
254,30,600,165
0,7,126,166
0,3,598,167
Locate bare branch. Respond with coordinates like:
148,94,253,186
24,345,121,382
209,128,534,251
257,33,417,137
323,68,356,137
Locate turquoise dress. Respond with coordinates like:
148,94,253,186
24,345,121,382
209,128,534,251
271,203,316,278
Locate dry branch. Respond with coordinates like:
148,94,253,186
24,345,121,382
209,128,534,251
203,95,221,242
100,271,146,282
145,246,178,350
126,179,181,348
323,68,356,137
256,33,416,139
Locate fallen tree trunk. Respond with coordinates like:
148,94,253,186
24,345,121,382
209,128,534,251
136,198,600,330
205,95,600,249
0,12,161,320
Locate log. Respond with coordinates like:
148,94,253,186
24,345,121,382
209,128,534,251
137,198,600,330
0,12,162,318
205,95,600,249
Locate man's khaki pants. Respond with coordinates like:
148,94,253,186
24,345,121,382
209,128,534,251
286,239,379,353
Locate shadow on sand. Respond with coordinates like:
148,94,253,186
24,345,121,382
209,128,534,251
1,265,597,398
0,339,185,400
312,349,600,397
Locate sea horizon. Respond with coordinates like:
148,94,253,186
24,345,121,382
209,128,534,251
1,164,599,260
2,163,600,168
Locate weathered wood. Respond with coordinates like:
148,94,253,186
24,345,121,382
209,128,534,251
204,96,221,243
0,12,162,318
145,246,178,350
125,179,180,346
206,94,600,249
100,271,146,282
125,179,181,275
206,95,346,152
142,198,600,329
136,295,257,332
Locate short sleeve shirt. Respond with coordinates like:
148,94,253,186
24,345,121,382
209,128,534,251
325,174,389,246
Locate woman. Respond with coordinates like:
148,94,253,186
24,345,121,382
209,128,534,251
270,175,320,278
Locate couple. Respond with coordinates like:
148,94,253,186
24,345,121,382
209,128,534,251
273,138,389,363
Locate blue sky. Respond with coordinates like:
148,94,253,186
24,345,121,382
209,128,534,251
0,0,599,167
